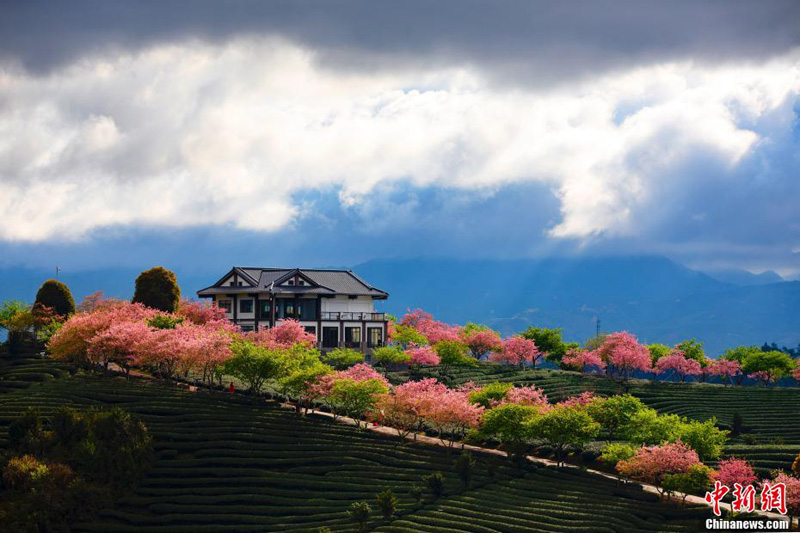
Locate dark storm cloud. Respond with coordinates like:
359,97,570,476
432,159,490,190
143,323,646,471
2,0,799,85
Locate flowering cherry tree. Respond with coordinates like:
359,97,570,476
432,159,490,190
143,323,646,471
400,309,461,344
654,350,702,382
708,359,743,385
558,391,599,408
793,365,800,386
424,388,484,447
491,336,542,368
404,345,440,366
177,299,237,331
592,331,652,379
748,370,773,387
616,441,701,498
461,329,502,359
561,348,605,373
245,319,316,349
771,472,800,528
502,385,550,412
87,320,152,373
714,457,757,488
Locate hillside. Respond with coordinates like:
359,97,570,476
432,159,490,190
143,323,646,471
0,358,711,532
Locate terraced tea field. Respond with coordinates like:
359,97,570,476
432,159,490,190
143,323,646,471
387,365,800,473
0,358,711,532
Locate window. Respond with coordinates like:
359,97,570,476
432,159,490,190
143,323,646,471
322,327,339,349
298,299,317,320
288,280,294,286
345,327,361,348
217,299,232,313
240,324,255,332
304,325,317,339
258,301,272,320
368,327,383,348
238,281,243,286
298,280,305,286
239,299,253,314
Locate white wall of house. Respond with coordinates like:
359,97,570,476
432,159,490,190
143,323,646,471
322,295,375,313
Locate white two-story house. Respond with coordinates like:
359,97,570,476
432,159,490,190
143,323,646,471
197,267,389,353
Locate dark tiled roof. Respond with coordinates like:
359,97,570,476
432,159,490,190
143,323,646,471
197,267,388,298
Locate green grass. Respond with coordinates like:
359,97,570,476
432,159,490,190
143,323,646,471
0,358,710,532
386,364,800,474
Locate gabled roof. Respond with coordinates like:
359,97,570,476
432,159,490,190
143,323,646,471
197,267,388,299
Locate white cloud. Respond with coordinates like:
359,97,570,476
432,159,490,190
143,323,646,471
0,39,798,242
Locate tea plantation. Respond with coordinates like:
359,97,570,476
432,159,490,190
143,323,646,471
0,357,712,532
388,365,800,473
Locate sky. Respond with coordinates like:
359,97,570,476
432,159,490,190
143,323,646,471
1,0,800,278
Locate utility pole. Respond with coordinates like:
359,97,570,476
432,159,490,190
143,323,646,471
595,316,601,340
55,266,61,279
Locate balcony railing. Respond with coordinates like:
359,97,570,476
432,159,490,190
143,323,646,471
319,312,386,321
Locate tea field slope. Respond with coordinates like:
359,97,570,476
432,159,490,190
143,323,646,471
387,365,800,473
0,362,710,532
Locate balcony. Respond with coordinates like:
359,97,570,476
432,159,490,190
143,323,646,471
320,312,386,321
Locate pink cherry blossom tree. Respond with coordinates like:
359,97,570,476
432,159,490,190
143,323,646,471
424,387,484,448
616,441,701,498
561,348,606,373
558,391,599,408
87,319,152,373
491,336,542,369
708,359,743,386
404,345,440,366
713,457,757,488
654,350,702,382
400,309,461,344
461,329,503,359
501,385,550,412
592,331,652,379
793,365,800,386
244,319,316,349
771,472,800,528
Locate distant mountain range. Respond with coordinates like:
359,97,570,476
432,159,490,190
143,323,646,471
1,256,797,356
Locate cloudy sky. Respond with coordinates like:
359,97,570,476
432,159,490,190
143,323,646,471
1,0,799,277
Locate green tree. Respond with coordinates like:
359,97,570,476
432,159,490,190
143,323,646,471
390,324,427,347
741,350,796,385
620,409,682,445
372,346,410,367
347,501,372,532
320,347,364,369
480,404,539,458
454,451,476,489
647,344,671,365
675,339,708,366
600,442,637,481
527,405,600,466
584,332,608,351
0,300,35,352
34,279,76,317
521,326,568,363
662,464,712,504
677,418,728,461
222,340,297,395
468,382,513,408
434,340,477,370
586,394,646,438
375,488,398,520
132,266,181,312
423,471,445,498
329,378,389,427
147,313,184,330
721,345,762,364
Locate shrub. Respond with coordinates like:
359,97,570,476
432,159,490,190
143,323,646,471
347,501,371,532
792,453,800,477
147,313,184,330
468,381,513,408
662,464,712,504
372,346,410,366
742,434,758,445
454,451,476,488
35,279,76,317
375,488,398,520
677,418,728,461
731,412,744,436
9,407,44,455
320,347,363,369
410,484,423,504
600,442,638,470
132,266,181,312
423,471,445,498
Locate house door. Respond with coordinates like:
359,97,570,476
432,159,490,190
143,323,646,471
322,327,339,349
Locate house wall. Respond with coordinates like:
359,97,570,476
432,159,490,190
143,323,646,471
321,295,375,313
